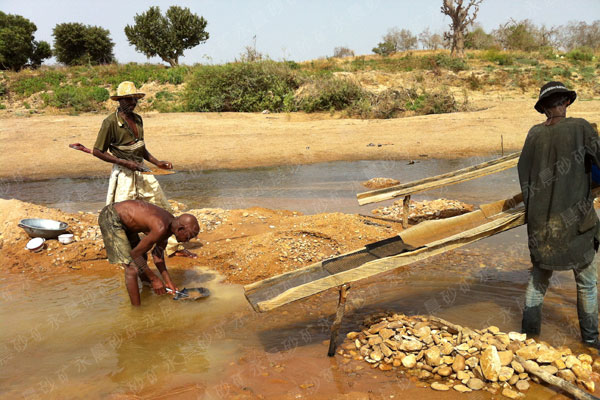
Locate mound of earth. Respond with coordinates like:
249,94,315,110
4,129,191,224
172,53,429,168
372,198,474,224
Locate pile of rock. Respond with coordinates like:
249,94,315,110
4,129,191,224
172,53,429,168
274,232,340,265
339,314,597,398
188,208,228,233
362,178,400,190
372,199,473,223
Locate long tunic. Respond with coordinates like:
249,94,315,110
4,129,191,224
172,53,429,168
517,117,600,270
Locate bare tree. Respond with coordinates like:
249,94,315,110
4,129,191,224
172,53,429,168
441,0,484,58
419,28,444,50
333,46,355,58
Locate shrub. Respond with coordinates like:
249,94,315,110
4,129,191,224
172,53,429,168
424,54,469,72
483,49,513,65
43,86,109,111
296,77,367,113
566,47,594,62
11,71,66,96
184,61,300,112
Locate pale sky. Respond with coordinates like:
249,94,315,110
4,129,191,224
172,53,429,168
1,0,599,65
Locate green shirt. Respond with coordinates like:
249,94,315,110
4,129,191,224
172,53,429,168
94,111,145,163
518,117,600,270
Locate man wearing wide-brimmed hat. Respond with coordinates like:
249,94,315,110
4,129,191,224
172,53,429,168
93,81,196,258
518,81,600,348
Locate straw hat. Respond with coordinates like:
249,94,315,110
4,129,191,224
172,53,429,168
534,81,576,113
110,81,145,100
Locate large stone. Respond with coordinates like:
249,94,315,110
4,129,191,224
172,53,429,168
379,328,395,341
509,374,519,385
480,346,502,382
487,326,500,334
418,370,433,379
370,349,383,361
578,354,593,364
452,354,466,372
456,343,470,352
536,349,560,364
508,331,526,342
440,341,454,355
453,384,472,393
400,340,423,352
498,350,513,366
379,363,392,371
565,355,581,369
540,365,558,375
368,321,388,334
557,369,576,383
553,358,566,370
431,382,450,391
413,325,431,338
501,388,523,399
511,360,525,374
498,366,514,382
380,344,393,358
515,380,530,392
467,378,485,390
465,356,479,369
437,366,453,377
457,371,470,381
572,364,591,380
368,336,383,346
346,331,359,340
401,354,417,368
425,347,442,367
593,357,600,372
515,344,538,360
583,380,595,392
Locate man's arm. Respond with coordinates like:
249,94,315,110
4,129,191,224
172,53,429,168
151,241,177,292
143,147,172,170
92,148,145,172
130,231,168,295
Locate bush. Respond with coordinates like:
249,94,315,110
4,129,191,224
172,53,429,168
43,86,109,111
11,71,66,96
482,49,513,65
296,77,367,113
184,61,300,112
424,54,469,72
566,47,594,62
53,23,115,65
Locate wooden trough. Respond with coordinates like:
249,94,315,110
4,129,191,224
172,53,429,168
244,193,525,355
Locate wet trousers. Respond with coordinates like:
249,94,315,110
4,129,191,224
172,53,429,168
522,260,598,343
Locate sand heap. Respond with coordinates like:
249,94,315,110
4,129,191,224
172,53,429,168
372,198,473,223
339,313,597,399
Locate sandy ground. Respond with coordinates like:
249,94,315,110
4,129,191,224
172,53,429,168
2,96,599,181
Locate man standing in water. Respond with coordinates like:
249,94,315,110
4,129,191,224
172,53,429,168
518,81,600,347
92,81,196,258
98,200,200,306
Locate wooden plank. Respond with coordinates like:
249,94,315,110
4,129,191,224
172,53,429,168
357,152,520,205
249,206,525,312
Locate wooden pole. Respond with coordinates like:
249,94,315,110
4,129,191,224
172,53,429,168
402,195,411,229
327,284,350,357
514,355,599,400
501,135,504,156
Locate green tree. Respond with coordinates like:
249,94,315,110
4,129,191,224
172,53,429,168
53,23,115,65
124,6,209,67
0,11,51,70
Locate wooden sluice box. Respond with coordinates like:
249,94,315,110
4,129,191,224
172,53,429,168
244,194,525,355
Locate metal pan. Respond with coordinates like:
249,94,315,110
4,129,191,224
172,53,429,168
167,287,210,301
18,218,69,239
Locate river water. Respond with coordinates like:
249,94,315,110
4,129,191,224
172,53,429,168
0,158,592,399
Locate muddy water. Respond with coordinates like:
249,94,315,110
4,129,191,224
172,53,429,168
0,156,520,214
1,158,592,399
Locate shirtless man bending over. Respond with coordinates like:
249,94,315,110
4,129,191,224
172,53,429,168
98,200,200,306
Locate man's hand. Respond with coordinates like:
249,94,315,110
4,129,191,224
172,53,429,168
165,281,178,294
156,160,173,170
151,278,167,295
122,160,146,172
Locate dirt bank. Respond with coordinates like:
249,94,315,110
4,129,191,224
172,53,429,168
2,97,599,181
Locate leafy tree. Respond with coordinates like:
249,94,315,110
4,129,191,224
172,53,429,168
441,0,484,58
125,6,209,67
465,26,496,49
0,11,51,70
53,23,115,65
373,28,417,56
493,19,540,51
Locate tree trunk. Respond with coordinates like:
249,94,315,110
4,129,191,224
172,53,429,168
166,58,178,68
452,30,466,58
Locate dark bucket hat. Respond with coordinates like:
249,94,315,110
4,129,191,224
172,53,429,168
534,81,576,113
